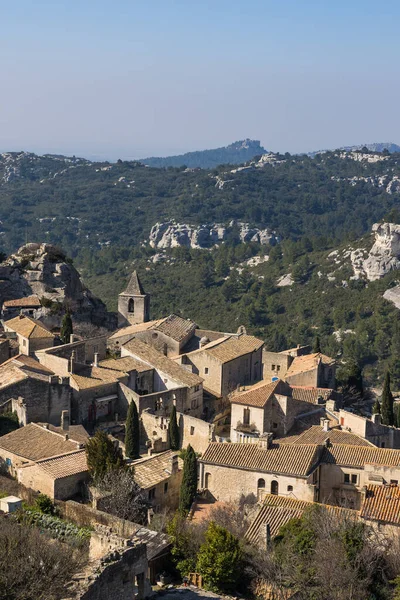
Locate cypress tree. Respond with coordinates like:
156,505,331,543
125,401,140,459
168,405,180,451
179,444,197,515
85,430,124,483
313,336,321,353
60,312,73,344
381,371,394,426
372,398,381,415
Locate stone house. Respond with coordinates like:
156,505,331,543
262,345,311,382
133,450,183,510
121,338,204,418
284,352,336,388
177,333,264,400
3,314,55,355
0,354,71,426
2,295,42,321
199,440,322,503
359,484,400,536
133,314,197,357
338,409,400,449
0,421,86,476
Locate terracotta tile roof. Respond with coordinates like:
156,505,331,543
70,365,123,390
35,449,88,479
154,314,196,343
131,527,171,560
99,356,152,374
290,386,337,404
4,315,54,340
287,410,339,436
3,295,41,308
285,353,335,378
0,423,79,461
230,379,291,408
0,355,55,390
288,426,373,447
246,494,357,545
360,484,400,525
133,450,183,489
109,319,167,340
200,442,321,477
123,338,203,388
204,334,264,364
39,424,90,445
322,444,400,468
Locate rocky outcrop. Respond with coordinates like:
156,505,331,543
350,223,400,281
0,243,115,328
148,221,279,249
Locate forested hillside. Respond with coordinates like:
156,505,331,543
2,147,400,387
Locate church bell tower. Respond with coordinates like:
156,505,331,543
118,271,150,327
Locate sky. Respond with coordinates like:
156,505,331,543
1,0,400,160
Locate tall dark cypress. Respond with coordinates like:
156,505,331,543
313,336,321,353
168,405,180,450
381,371,394,426
179,444,198,515
125,401,140,459
60,313,73,344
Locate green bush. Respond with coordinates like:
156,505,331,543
35,493,56,515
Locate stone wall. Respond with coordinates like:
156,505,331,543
0,339,9,365
262,350,292,381
339,410,400,449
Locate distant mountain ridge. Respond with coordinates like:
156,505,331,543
139,139,267,169
308,142,400,157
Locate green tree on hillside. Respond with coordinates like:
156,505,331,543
381,371,394,426
168,405,180,451
86,430,124,483
179,444,197,515
60,312,73,344
313,336,321,353
196,522,242,593
125,401,140,459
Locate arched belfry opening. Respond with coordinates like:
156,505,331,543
118,271,150,327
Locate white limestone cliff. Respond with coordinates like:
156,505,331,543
351,223,400,281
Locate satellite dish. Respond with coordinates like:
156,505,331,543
272,376,279,382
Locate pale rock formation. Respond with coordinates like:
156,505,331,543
277,273,293,287
383,286,400,309
350,223,400,281
148,221,279,249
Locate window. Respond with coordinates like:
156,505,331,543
257,478,265,489
128,298,134,313
344,474,350,484
287,485,293,492
277,365,280,372
191,398,198,409
190,426,195,435
391,480,398,485
381,442,385,448
273,422,278,429
272,364,275,370
243,408,250,425
205,367,209,375
164,482,168,494
148,488,156,501
93,345,98,353
351,474,358,485
23,339,27,347
271,481,279,495
205,472,211,488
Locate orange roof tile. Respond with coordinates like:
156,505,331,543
285,353,335,378
230,379,290,408
289,426,373,447
4,315,54,340
322,444,400,468
205,334,264,364
3,295,41,308
0,423,79,461
360,484,400,525
35,450,88,479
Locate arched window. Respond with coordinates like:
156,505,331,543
128,298,134,313
271,480,279,495
205,472,211,489
257,478,265,489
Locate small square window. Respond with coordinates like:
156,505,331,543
205,367,209,375
273,422,278,429
164,482,168,494
148,488,156,501
190,426,195,435
351,474,358,484
272,364,275,370
287,485,293,492
344,473,350,484
277,365,281,371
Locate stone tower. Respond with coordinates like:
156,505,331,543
118,271,150,327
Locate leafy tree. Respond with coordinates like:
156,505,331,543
196,522,242,593
168,405,180,451
85,430,124,483
167,512,205,576
35,494,56,515
179,444,197,515
125,400,140,459
0,411,19,436
381,371,394,426
60,312,73,344
313,336,321,353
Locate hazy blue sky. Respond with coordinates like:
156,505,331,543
1,1,399,159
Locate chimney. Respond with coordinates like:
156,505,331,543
148,446,153,457
258,433,274,449
70,334,76,343
323,419,330,432
93,352,99,368
320,417,325,427
170,454,179,475
68,350,76,374
371,413,381,425
64,434,69,441
61,410,69,432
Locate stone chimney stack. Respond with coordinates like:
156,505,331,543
61,410,70,432
320,417,325,427
371,413,382,425
258,432,274,449
323,419,330,432
70,334,76,343
93,353,99,368
170,454,179,475
68,351,76,374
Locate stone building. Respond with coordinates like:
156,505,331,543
121,338,204,418
262,344,311,382
177,333,264,400
3,314,55,356
284,352,336,388
133,450,183,510
118,271,150,327
1,295,42,321
0,354,71,426
337,409,400,449
199,440,322,503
